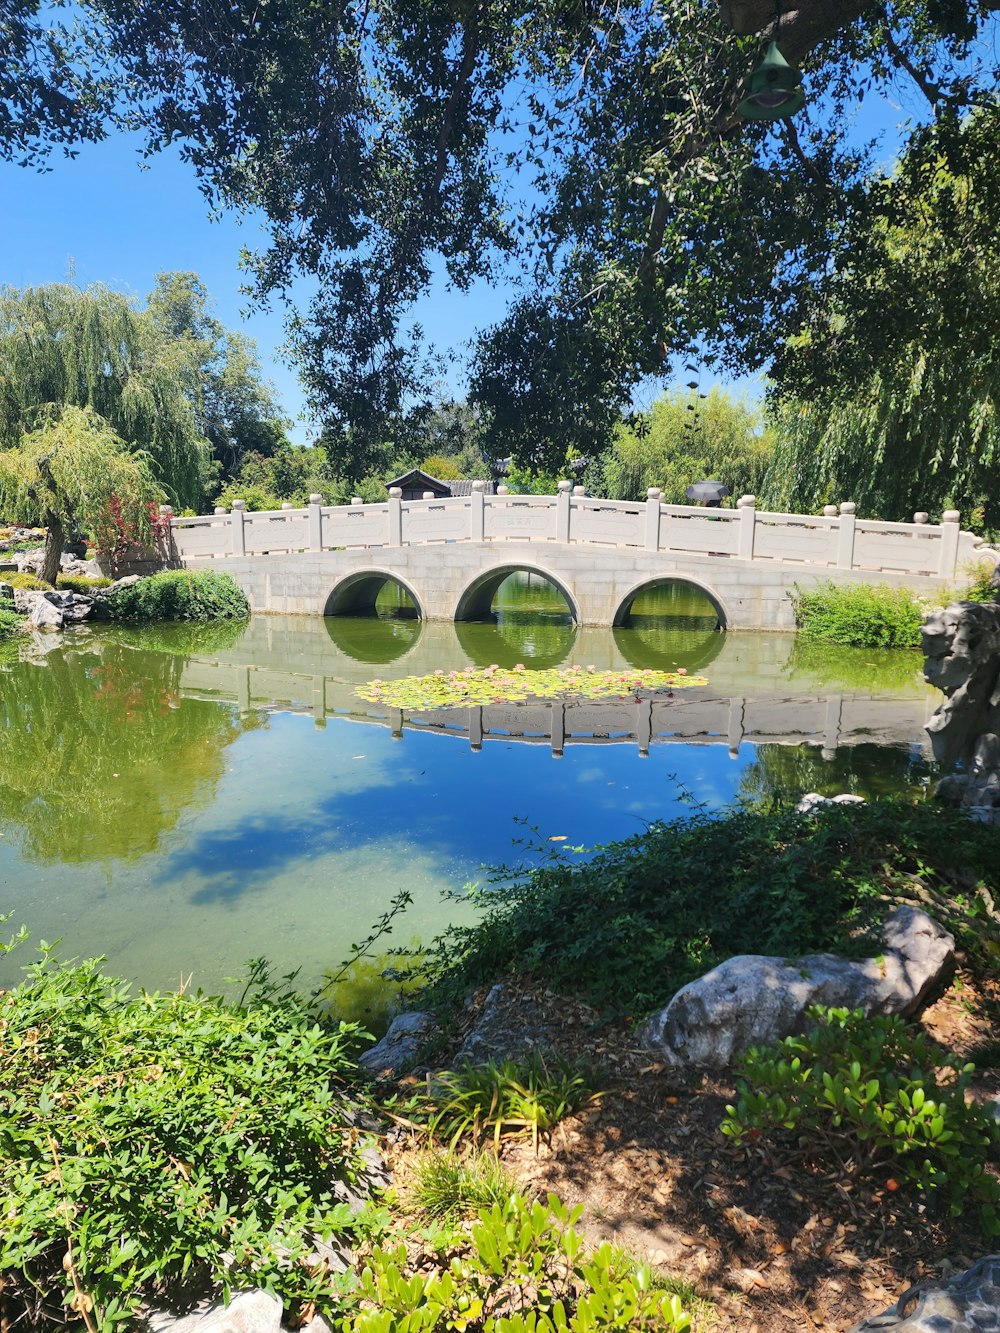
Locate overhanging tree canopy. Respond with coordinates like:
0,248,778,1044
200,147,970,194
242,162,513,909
5,1,1000,473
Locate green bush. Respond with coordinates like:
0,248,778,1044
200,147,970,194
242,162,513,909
417,804,1000,1015
340,1193,692,1333
0,607,24,639
56,573,113,593
791,581,925,647
0,930,369,1327
959,558,998,603
0,570,51,591
722,1007,1000,1234
104,569,250,622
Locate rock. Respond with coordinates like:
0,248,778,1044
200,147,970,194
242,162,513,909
0,582,13,605
28,597,64,631
795,792,866,814
144,1290,283,1333
453,982,561,1066
847,1253,1000,1330
295,1318,333,1333
640,906,955,1069
358,1010,437,1078
63,595,94,622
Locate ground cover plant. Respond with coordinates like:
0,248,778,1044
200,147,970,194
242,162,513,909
0,607,23,639
0,570,51,591
415,803,1000,1015
0,929,369,1328
791,582,926,648
723,1006,1000,1235
340,1193,692,1333
103,569,249,621
56,573,113,593
355,665,706,710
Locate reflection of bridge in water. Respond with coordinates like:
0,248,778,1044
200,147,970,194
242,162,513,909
179,662,936,759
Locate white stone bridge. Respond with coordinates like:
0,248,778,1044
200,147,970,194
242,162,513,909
164,484,994,631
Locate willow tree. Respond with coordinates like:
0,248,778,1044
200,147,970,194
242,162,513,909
0,282,209,509
0,405,162,583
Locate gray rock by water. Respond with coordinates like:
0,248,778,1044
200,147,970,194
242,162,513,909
795,792,866,814
640,906,955,1069
848,1253,1000,1331
358,1010,437,1077
28,596,64,630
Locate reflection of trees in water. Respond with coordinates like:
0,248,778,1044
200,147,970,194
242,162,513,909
98,619,250,658
0,641,260,864
738,742,933,810
783,640,925,694
613,620,725,673
324,613,422,664
453,614,576,668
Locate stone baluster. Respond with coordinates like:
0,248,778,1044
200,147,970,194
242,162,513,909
737,494,756,560
913,511,929,524
939,509,961,576
645,488,662,551
387,487,402,546
351,496,363,506
551,700,566,757
308,493,323,552
281,501,294,510
422,491,435,500
231,499,246,555
470,479,485,541
497,484,509,496
556,479,572,542
837,501,856,569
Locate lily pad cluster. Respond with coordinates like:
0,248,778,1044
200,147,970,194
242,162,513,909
355,664,708,711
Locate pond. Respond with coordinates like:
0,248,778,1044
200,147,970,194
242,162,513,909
0,577,939,997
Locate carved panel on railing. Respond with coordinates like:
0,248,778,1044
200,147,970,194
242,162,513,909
753,514,837,565
401,498,471,543
483,496,556,542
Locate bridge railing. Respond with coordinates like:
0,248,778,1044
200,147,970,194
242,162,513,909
165,483,986,578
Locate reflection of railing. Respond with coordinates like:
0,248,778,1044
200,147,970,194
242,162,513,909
165,485,986,579
179,658,934,757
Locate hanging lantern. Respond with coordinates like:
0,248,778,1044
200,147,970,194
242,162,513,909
738,42,805,120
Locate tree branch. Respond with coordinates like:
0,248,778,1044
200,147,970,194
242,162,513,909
881,15,941,108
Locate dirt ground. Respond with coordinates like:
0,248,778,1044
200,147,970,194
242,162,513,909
385,973,1000,1332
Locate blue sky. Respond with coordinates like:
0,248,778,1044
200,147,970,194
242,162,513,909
0,69,918,446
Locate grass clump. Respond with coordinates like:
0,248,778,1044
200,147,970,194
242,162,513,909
56,573,113,593
791,581,925,647
413,1055,603,1152
0,570,51,591
409,1149,516,1222
0,928,369,1328
723,1007,1000,1235
104,569,250,622
417,803,1000,1016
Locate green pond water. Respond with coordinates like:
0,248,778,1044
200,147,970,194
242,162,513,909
0,578,939,996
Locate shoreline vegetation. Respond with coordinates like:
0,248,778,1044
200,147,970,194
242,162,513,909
3,802,1000,1330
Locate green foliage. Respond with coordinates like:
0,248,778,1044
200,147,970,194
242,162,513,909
0,283,208,510
409,1150,516,1224
602,390,774,504
791,582,926,648
415,1057,603,1152
340,1193,692,1333
104,570,250,622
0,931,369,1327
722,1007,1000,1234
0,607,23,639
958,559,998,603
0,570,50,590
356,666,706,711
56,573,113,592
215,444,338,510
418,804,1000,1015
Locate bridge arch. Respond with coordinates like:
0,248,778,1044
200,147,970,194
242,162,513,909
453,563,580,624
613,576,729,631
323,568,426,620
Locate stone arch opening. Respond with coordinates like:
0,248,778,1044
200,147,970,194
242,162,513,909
454,565,579,625
613,577,727,631
323,571,424,620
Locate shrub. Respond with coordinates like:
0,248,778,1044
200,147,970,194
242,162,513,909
409,1150,516,1223
959,558,998,603
416,1056,603,1151
56,573,113,593
722,1007,1000,1234
104,569,250,622
417,803,1000,1015
340,1193,692,1333
0,931,369,1327
791,581,925,647
0,607,24,639
0,570,51,591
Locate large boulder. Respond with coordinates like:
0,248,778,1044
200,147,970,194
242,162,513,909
358,1010,437,1078
847,1253,1000,1331
640,906,955,1069
28,596,64,631
145,1290,283,1332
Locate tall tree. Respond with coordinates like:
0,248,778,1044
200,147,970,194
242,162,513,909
0,405,162,583
0,282,208,508
2,1,999,464
146,272,291,485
